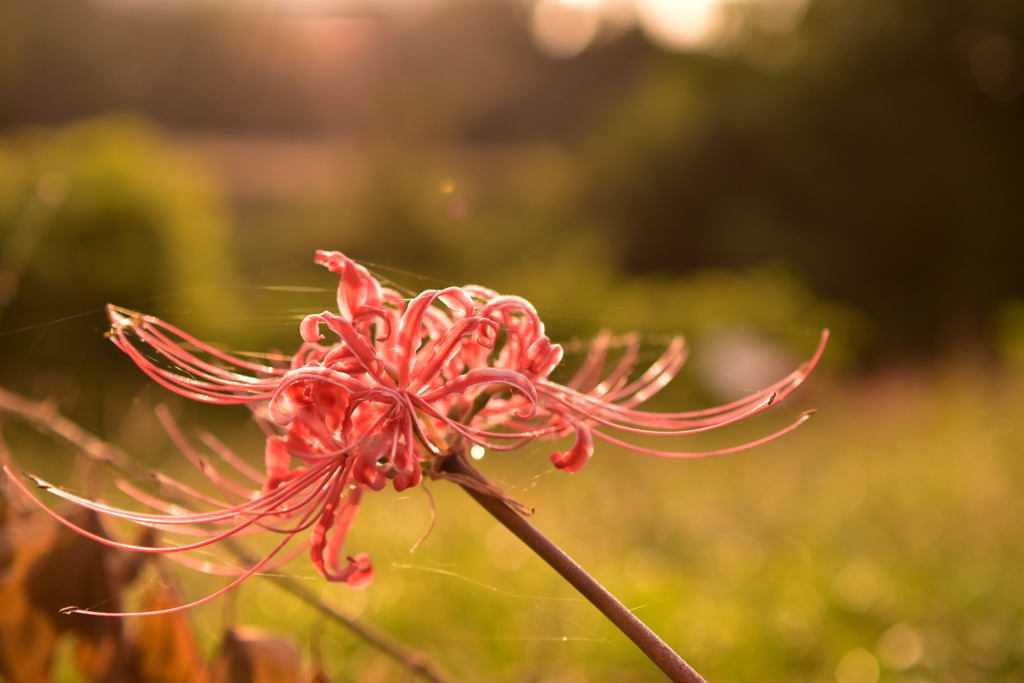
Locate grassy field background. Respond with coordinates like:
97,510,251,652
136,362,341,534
6,346,1022,683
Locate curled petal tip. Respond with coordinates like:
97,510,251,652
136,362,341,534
343,553,374,590
549,426,594,474
314,250,344,269
300,315,326,343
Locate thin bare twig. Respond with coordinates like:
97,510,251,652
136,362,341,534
0,386,454,683
220,538,451,683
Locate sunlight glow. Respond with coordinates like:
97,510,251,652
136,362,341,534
636,0,727,51
524,0,808,58
526,0,730,57
530,0,602,59
470,445,486,460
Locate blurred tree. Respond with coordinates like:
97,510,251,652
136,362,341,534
582,0,1024,358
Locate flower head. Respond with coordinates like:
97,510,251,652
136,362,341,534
11,251,825,615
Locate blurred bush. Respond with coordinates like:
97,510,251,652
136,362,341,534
0,116,241,427
0,115,238,329
995,298,1024,369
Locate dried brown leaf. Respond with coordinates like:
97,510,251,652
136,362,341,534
211,628,303,683
135,584,211,683
0,500,145,682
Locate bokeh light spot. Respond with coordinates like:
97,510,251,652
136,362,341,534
530,0,601,59
876,623,924,671
636,0,726,51
714,532,763,580
833,561,880,613
836,648,880,683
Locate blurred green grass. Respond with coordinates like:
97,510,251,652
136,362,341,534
10,355,1023,682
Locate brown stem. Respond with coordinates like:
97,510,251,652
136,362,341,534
0,387,454,683
439,452,707,683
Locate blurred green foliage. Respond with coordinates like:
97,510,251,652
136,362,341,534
1,0,1022,360
995,299,1024,369
0,117,238,325
0,0,1019,362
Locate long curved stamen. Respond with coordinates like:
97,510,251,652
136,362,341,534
64,523,305,617
199,432,267,485
31,460,334,527
591,411,816,459
541,392,780,438
167,537,312,577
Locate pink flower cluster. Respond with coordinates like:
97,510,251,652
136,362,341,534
13,251,825,615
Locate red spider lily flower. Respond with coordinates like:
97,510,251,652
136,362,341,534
7,251,826,616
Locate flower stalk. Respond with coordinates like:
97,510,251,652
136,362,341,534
439,450,706,683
